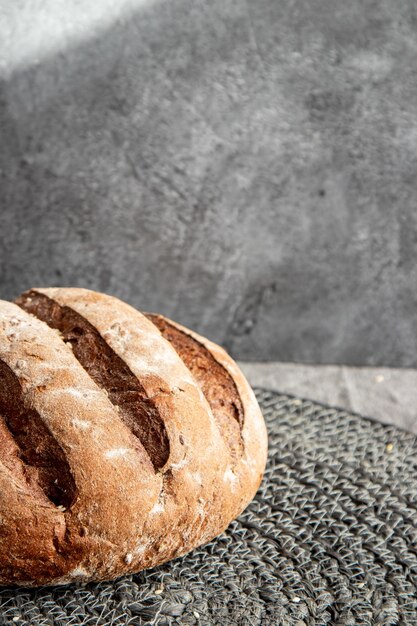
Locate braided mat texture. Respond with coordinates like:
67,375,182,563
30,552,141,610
1,388,416,626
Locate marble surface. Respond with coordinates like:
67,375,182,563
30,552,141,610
240,361,417,434
1,0,417,366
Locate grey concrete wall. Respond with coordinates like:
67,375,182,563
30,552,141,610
1,0,417,365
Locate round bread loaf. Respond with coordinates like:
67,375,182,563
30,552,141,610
0,288,267,586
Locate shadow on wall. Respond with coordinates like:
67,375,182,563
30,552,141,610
1,0,417,366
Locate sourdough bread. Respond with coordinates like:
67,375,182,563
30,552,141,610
0,288,267,586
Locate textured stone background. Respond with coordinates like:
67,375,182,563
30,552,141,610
1,0,417,365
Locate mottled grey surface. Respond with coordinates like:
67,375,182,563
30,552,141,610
1,0,417,364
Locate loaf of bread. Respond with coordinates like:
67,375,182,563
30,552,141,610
0,288,267,586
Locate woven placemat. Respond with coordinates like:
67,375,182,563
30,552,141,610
1,388,416,626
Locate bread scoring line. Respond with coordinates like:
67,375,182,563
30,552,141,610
17,291,171,472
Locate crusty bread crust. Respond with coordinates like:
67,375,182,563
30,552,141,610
0,288,267,586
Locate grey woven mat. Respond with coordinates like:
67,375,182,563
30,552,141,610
1,388,416,626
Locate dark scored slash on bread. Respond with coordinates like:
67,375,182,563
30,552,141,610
18,291,170,470
0,287,267,587
0,360,75,508
145,313,244,458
